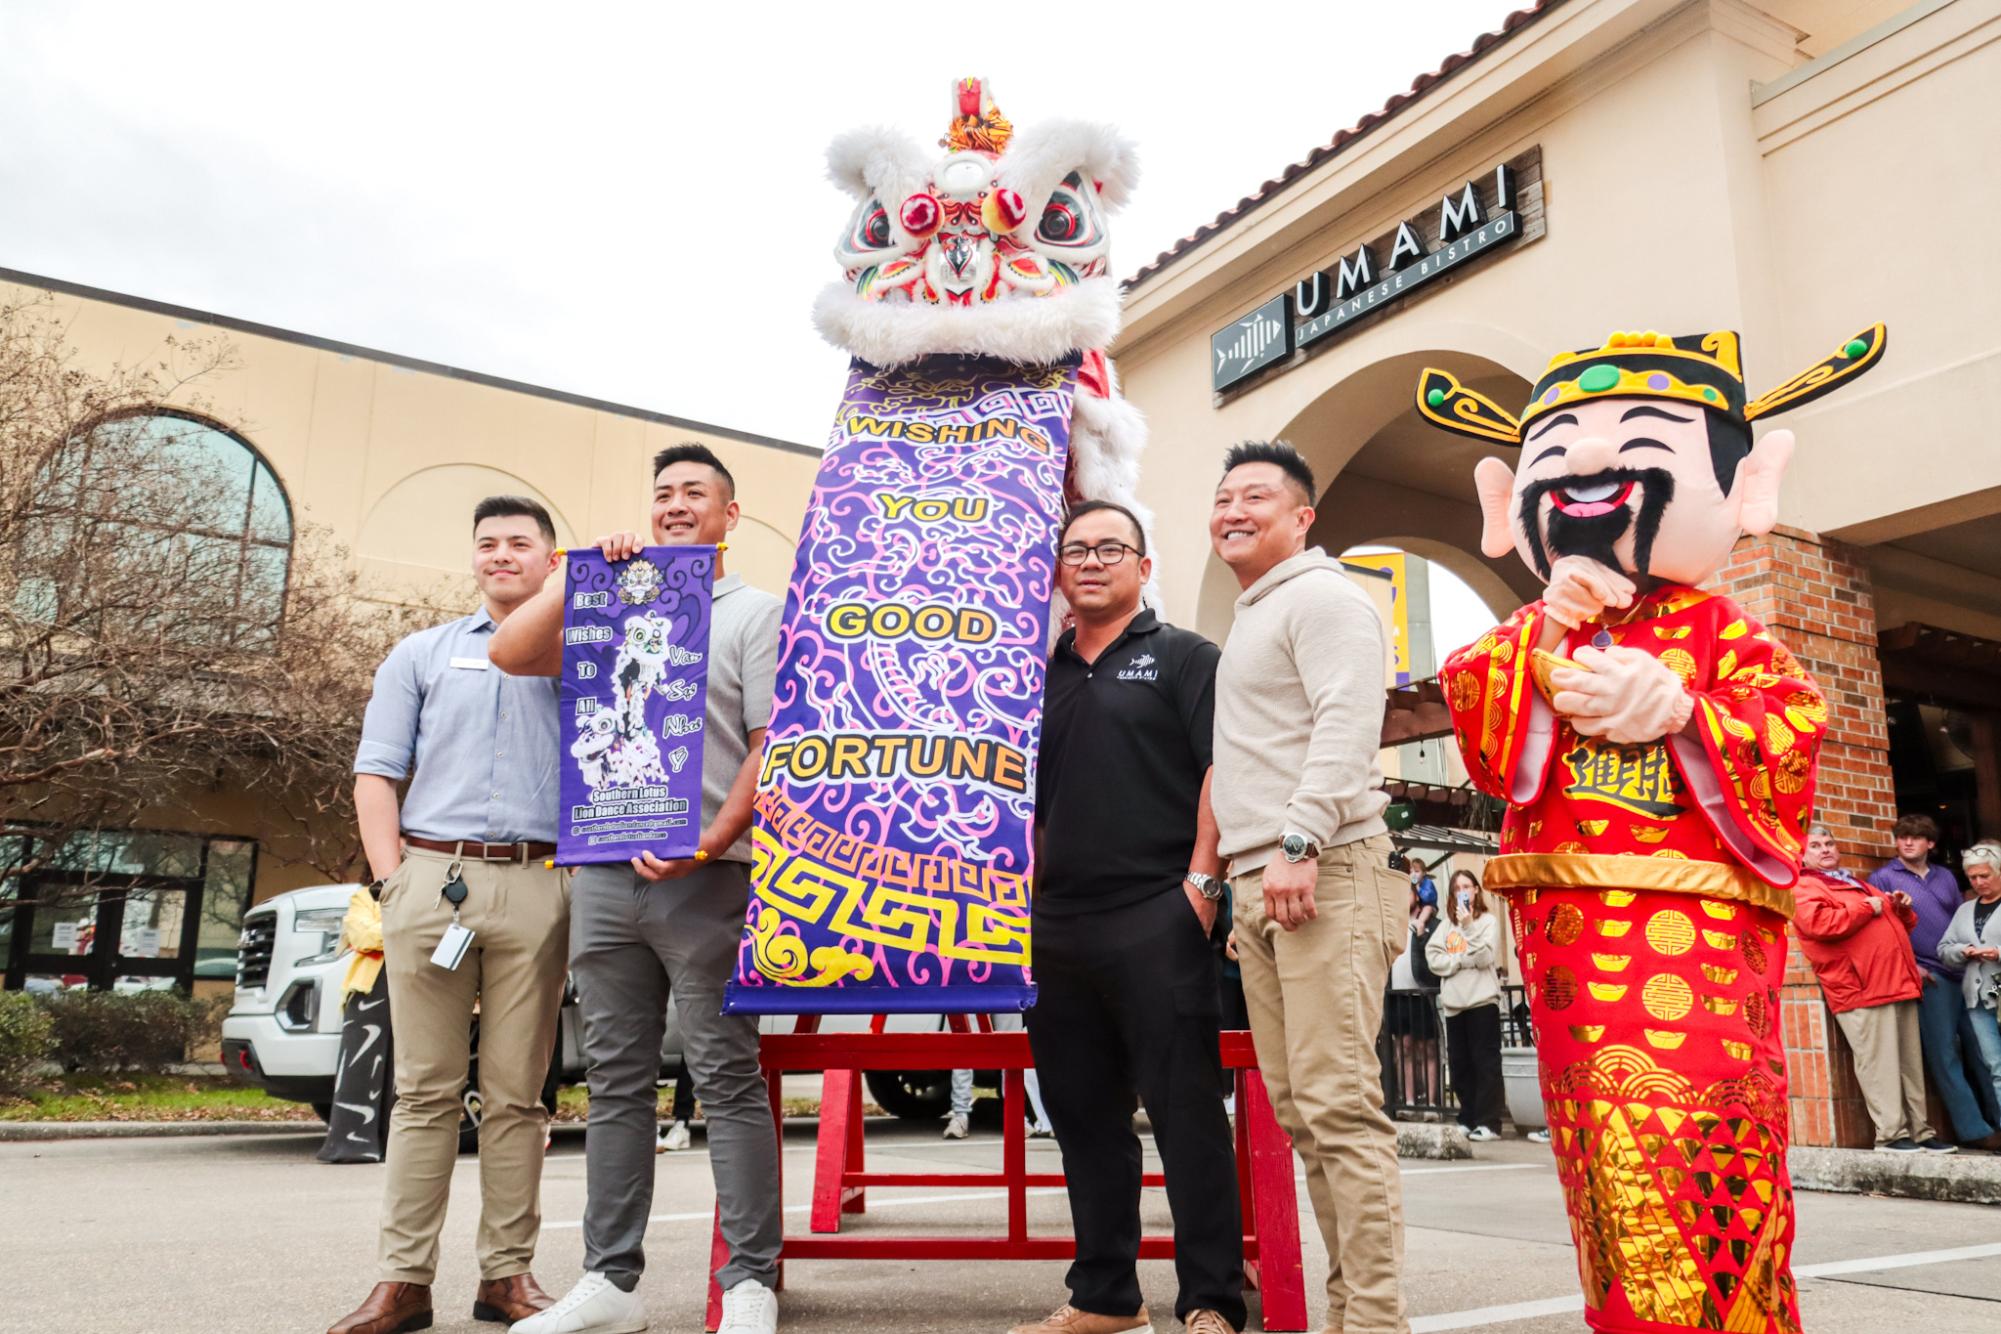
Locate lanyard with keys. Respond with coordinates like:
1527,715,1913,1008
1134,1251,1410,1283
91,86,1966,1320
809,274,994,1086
429,862,475,970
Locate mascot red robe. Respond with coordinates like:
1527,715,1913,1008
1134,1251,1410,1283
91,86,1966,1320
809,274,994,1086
1419,326,1886,1333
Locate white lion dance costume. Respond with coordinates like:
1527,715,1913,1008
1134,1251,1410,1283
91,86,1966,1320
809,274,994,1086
725,79,1146,1013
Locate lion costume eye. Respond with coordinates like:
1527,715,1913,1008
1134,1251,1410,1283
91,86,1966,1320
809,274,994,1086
1035,176,1102,248
851,200,895,251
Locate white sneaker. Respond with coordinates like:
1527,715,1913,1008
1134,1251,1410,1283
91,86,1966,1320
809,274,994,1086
510,1271,647,1334
943,1113,969,1140
717,1278,778,1334
1468,1126,1500,1142
658,1120,692,1152
1526,1128,1552,1144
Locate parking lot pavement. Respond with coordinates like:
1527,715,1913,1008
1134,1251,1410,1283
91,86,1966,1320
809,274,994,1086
5,1119,1998,1334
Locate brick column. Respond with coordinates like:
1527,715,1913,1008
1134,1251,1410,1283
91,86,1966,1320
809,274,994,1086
1716,525,1897,1148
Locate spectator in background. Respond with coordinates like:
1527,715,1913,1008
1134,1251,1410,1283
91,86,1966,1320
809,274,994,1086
1939,841,2001,1135
1407,856,1438,913
946,1014,1052,1141
1869,814,2001,1147
1386,882,1441,1109
657,1059,697,1153
1426,870,1503,1142
1795,825,1955,1153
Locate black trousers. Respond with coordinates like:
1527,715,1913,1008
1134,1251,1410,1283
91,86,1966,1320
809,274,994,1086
1445,1002,1505,1133
1025,890,1245,1328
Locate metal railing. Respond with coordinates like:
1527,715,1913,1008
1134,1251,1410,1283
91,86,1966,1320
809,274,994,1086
1377,984,1532,1121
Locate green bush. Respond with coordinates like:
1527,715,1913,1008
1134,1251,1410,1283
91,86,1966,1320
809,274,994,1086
0,991,56,1097
37,990,226,1074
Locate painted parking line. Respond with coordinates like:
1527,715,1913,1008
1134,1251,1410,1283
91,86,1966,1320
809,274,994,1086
1795,1240,2001,1278
1409,1241,2001,1332
548,1160,1541,1232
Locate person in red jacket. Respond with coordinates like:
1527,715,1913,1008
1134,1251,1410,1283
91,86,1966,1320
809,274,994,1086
1793,825,1954,1153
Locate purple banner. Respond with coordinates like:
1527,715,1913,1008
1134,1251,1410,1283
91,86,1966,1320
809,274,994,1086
724,356,1080,1014
556,545,715,866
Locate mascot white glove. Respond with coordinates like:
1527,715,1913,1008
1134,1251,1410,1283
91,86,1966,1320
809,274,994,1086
1548,644,1694,745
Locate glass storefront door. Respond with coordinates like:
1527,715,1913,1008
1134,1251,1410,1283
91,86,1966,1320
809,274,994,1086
6,874,198,993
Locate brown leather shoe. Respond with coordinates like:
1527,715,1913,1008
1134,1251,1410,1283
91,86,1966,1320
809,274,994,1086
1006,1302,1152,1334
473,1273,555,1323
328,1282,432,1334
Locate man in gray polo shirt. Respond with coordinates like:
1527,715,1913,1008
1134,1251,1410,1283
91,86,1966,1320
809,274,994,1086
492,443,783,1334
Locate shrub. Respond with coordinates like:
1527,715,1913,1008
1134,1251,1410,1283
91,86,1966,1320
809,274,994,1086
37,990,226,1074
0,990,56,1097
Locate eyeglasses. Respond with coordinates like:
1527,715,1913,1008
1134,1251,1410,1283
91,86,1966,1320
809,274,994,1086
1058,541,1142,567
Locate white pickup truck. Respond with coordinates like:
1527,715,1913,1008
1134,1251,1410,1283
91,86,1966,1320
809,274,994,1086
221,884,986,1145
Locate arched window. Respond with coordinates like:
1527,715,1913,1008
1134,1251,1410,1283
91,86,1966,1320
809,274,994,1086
21,411,294,650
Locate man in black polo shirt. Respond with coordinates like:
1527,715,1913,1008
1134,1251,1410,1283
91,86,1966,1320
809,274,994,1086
1010,502,1243,1334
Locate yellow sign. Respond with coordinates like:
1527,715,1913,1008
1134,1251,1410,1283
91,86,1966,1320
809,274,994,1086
1343,551,1411,684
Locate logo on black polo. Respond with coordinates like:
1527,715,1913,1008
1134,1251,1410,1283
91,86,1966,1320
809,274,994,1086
1117,652,1158,682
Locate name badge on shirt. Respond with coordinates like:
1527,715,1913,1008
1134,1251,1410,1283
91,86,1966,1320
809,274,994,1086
448,656,490,671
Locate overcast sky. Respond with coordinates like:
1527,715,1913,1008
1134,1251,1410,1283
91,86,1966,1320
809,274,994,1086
0,0,1524,448
1,2,1524,647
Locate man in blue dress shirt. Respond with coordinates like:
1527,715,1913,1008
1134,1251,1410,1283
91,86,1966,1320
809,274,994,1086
329,495,568,1334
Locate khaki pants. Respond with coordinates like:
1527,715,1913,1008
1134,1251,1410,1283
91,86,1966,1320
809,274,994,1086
377,846,570,1284
1233,834,1408,1334
1833,998,1933,1146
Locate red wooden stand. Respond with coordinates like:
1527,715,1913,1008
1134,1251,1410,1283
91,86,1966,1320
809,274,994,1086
704,1016,1307,1331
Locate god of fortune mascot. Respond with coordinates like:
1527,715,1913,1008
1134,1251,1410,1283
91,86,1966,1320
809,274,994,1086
724,81,1144,1014
1419,326,1886,1334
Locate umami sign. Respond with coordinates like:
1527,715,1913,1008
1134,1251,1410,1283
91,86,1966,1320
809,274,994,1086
1211,146,1544,394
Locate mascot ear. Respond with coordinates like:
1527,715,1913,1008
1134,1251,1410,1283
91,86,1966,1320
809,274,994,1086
1474,457,1518,559
1735,428,1794,537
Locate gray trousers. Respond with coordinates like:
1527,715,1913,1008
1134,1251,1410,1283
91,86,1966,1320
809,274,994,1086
570,860,780,1290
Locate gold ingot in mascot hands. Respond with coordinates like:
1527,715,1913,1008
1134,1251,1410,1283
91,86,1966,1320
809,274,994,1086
1530,648,1587,704
1588,982,1630,1002
1591,953,1633,973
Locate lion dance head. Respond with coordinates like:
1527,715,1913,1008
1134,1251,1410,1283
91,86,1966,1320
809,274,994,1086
814,77,1140,370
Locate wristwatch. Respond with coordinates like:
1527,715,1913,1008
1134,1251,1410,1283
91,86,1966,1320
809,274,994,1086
1184,872,1224,901
1280,833,1320,864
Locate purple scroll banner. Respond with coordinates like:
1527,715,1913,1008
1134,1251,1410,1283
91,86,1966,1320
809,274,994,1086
723,355,1080,1015
555,545,715,866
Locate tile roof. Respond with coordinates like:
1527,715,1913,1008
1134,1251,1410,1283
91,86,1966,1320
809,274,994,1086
1123,0,1568,290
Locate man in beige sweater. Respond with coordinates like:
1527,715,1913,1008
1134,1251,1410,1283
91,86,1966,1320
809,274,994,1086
1209,441,1406,1334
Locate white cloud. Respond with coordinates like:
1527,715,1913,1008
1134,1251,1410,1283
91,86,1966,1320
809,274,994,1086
0,0,1526,445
